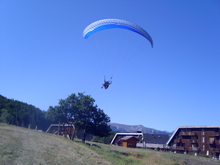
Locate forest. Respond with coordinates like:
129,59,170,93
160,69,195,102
0,94,51,131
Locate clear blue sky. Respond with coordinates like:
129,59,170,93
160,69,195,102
1,0,219,132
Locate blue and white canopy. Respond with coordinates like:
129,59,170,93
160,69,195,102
83,19,153,48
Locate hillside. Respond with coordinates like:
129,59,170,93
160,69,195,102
1,123,220,165
109,123,172,135
0,123,110,165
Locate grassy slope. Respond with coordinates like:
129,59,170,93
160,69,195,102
0,123,110,165
0,123,220,165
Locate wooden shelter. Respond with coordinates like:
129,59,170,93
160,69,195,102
46,123,75,139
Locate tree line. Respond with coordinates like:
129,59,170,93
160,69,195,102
0,95,51,131
0,93,112,142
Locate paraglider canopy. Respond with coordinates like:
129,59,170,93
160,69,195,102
83,19,153,48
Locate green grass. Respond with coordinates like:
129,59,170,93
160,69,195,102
1,123,220,165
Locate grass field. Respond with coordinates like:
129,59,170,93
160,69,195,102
0,123,220,165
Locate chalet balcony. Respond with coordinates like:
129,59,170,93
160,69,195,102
170,146,185,151
181,139,191,143
179,132,197,136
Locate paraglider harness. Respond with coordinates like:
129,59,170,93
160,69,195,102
101,76,112,89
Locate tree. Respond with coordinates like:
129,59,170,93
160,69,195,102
0,109,13,124
46,93,111,142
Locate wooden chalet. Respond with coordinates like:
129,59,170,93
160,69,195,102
120,136,138,148
110,133,142,146
167,126,220,159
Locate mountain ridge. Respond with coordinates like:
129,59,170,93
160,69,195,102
108,123,172,135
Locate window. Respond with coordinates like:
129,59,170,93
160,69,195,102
202,137,205,143
202,144,205,151
202,129,205,135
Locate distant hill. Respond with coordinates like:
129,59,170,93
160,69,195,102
108,123,172,135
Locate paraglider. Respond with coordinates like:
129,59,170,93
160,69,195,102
101,77,112,89
83,19,153,89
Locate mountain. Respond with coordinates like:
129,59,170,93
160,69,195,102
108,123,172,135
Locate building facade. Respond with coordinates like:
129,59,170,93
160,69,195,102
167,126,220,158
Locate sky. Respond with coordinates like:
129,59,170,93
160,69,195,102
1,0,220,132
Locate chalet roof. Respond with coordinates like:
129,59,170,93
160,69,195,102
120,136,136,141
142,134,169,144
110,133,143,144
166,125,220,145
48,124,74,127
